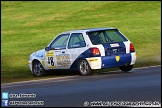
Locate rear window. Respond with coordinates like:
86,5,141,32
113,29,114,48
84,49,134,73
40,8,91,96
87,29,128,45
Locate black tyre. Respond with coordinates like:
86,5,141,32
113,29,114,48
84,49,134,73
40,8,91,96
32,60,47,77
119,65,133,72
78,59,93,76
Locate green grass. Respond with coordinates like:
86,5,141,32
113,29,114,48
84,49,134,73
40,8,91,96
1,1,161,84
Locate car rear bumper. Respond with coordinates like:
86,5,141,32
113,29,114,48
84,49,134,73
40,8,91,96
87,52,136,70
101,52,136,69
86,57,102,69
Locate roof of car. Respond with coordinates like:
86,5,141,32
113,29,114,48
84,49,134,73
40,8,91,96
61,27,118,34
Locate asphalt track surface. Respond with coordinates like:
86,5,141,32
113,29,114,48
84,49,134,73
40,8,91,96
1,65,161,107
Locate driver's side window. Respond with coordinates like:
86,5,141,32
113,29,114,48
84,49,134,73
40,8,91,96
50,34,70,49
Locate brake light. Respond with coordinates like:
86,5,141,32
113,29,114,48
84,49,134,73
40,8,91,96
130,43,135,52
90,47,101,56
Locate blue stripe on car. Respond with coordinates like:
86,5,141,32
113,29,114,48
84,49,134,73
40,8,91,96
69,48,101,69
70,42,131,70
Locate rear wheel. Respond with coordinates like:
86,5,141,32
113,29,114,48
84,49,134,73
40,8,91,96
78,59,93,76
119,65,133,72
32,60,47,77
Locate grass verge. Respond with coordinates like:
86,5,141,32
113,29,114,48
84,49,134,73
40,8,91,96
1,1,161,84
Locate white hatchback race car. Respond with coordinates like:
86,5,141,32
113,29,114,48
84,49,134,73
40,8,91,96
28,28,136,77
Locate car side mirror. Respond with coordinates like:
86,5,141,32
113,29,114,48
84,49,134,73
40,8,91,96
45,47,50,51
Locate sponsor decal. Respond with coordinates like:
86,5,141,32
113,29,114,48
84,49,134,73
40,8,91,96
46,52,54,56
42,60,45,66
115,56,120,62
48,66,56,68
56,54,71,67
88,58,98,62
110,43,119,47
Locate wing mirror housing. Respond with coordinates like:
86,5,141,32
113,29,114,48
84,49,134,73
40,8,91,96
45,47,50,51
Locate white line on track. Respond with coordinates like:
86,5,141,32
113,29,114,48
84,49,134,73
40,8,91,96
1,65,161,86
133,65,161,69
107,65,161,73
1,76,77,87
1,79,73,89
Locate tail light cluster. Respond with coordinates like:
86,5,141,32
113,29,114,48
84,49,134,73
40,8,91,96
89,43,135,57
130,43,135,53
90,47,101,56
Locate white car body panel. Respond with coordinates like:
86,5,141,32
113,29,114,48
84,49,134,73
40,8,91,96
28,28,137,76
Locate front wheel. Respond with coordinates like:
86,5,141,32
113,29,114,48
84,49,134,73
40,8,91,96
119,65,133,72
32,61,47,77
78,59,93,76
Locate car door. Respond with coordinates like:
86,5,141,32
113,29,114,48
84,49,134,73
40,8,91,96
44,33,70,69
66,33,87,69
